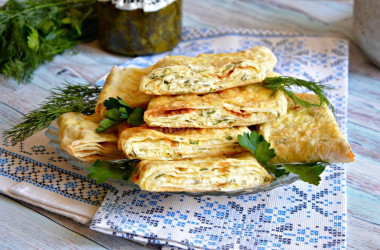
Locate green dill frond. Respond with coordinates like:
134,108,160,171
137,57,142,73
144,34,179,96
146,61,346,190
262,76,335,113
2,84,102,145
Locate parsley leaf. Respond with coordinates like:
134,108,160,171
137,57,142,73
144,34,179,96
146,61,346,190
117,98,134,109
238,131,327,185
282,163,326,185
265,164,290,178
96,97,146,132
104,98,121,110
96,118,120,133
87,159,139,184
262,76,335,113
128,107,145,126
105,108,121,121
237,132,275,165
256,137,276,165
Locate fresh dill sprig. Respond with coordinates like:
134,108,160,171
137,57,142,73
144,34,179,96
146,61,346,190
2,84,102,145
262,76,335,113
0,0,97,83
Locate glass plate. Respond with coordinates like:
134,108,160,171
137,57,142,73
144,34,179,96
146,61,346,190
46,124,300,196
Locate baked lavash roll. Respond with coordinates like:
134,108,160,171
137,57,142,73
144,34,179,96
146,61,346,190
144,82,287,128
95,66,153,118
118,125,250,160
58,112,124,161
131,153,274,192
258,93,355,164
139,46,277,95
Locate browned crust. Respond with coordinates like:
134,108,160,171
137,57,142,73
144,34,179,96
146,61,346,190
95,66,153,118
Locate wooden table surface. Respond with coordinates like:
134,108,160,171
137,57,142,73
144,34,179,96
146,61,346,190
1,0,379,249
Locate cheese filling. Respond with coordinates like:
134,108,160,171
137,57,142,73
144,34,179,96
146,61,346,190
146,108,279,128
134,156,273,192
145,61,264,94
123,138,245,160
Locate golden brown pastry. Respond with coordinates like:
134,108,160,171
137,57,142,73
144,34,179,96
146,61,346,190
118,124,250,160
58,112,124,161
95,66,153,118
131,153,274,192
139,46,277,95
144,83,287,128
258,93,355,163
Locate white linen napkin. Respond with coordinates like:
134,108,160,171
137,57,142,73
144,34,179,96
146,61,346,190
0,130,108,224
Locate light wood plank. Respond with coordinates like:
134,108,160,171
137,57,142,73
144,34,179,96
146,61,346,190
16,198,155,250
347,216,380,249
0,194,105,249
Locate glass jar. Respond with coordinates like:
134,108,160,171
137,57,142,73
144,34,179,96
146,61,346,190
97,0,182,56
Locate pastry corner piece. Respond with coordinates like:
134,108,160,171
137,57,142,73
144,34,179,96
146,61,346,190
139,46,277,95
259,93,355,164
118,125,250,160
131,153,274,192
95,65,153,118
58,112,124,161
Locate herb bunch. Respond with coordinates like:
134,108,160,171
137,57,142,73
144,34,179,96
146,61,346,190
2,84,102,145
238,131,327,185
0,0,98,83
262,76,335,113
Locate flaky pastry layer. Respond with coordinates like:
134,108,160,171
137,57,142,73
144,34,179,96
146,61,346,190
95,66,153,118
139,46,277,95
118,125,250,160
259,93,355,163
58,112,123,161
144,83,287,128
132,153,273,192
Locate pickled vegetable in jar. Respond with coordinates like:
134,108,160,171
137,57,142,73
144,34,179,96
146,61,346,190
98,0,182,56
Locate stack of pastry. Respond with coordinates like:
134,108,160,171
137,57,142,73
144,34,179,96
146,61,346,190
58,46,354,192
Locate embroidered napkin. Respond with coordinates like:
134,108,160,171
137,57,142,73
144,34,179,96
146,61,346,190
0,27,349,248
90,28,349,249
0,129,109,224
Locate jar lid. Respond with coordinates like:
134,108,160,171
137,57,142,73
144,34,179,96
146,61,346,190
98,0,176,12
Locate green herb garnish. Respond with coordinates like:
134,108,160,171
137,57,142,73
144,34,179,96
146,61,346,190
2,84,101,145
238,131,327,185
237,131,275,166
262,76,335,113
96,97,145,132
282,163,326,186
0,0,98,83
87,159,139,183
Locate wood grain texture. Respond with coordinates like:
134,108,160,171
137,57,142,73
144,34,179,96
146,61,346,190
0,195,104,249
0,0,379,249
8,195,154,250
